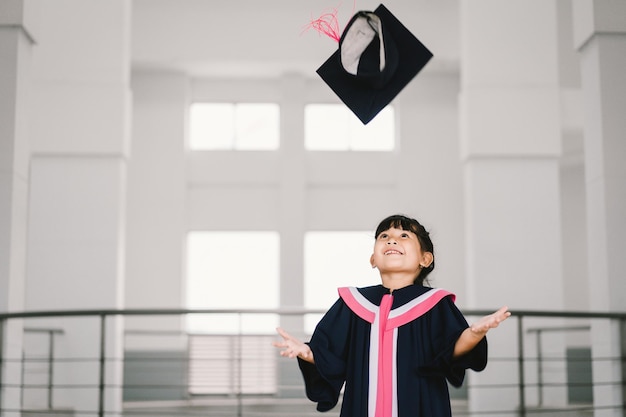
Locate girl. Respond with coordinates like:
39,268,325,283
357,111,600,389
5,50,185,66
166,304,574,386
273,214,510,417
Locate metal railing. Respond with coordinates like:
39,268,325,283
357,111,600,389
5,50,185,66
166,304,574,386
1,308,625,417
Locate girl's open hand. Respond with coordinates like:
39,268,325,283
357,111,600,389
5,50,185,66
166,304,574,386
470,306,511,335
272,327,314,361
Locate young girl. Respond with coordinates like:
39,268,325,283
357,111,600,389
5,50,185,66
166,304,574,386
273,214,510,417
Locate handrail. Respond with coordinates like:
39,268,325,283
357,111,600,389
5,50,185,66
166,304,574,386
2,307,625,320
1,308,625,417
0,307,328,319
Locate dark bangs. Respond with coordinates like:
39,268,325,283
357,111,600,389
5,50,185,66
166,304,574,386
375,214,422,239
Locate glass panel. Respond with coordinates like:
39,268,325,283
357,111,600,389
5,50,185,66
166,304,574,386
235,103,280,150
350,106,395,151
186,231,279,334
305,104,395,151
305,104,351,150
189,103,279,150
189,103,235,150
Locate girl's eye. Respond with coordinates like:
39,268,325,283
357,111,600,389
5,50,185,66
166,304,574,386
379,233,388,239
401,233,409,238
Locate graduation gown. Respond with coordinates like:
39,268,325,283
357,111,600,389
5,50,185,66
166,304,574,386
297,284,488,417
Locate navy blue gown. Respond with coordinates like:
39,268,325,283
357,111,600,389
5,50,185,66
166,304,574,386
297,284,488,417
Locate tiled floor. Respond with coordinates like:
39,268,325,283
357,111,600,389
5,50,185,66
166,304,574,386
121,398,596,417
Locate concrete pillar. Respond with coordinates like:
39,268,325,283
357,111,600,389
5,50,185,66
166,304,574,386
0,0,36,414
277,73,307,397
24,0,131,415
126,71,188,323
122,71,188,401
397,73,467,296
279,73,306,315
573,1,626,415
460,1,564,414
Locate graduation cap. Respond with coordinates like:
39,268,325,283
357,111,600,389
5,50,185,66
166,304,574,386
316,4,433,124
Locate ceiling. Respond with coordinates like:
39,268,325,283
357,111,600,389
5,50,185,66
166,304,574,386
131,0,460,79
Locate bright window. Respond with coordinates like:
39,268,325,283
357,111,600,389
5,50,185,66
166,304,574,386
189,103,280,150
186,231,280,333
303,231,380,333
305,104,395,151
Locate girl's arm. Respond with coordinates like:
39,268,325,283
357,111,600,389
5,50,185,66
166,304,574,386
273,327,315,364
453,306,511,358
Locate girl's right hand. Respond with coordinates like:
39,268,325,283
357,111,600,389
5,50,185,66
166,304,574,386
272,327,314,363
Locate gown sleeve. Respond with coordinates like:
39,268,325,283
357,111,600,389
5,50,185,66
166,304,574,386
418,295,488,387
297,297,353,412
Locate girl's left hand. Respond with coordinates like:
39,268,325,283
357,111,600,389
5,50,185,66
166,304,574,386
470,306,511,335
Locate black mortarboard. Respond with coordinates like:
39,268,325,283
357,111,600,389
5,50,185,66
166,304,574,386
316,4,433,124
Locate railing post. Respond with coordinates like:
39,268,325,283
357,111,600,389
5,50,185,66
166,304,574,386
47,330,54,409
237,313,242,417
0,318,4,416
517,315,526,417
98,314,106,417
536,329,543,406
617,318,626,416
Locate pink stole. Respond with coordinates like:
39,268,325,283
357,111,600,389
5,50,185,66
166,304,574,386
338,287,454,417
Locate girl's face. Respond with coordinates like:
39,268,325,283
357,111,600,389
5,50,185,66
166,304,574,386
370,227,432,277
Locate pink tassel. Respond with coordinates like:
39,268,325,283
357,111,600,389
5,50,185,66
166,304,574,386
302,0,357,43
303,7,342,42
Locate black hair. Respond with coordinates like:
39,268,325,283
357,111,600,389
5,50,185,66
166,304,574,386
374,214,435,285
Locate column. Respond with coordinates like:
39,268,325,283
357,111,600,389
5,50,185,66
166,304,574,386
0,0,36,414
573,1,626,415
396,73,467,295
124,71,188,401
24,0,131,414
126,72,187,314
460,1,564,415
277,73,307,397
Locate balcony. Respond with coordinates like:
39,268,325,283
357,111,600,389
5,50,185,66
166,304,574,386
1,308,624,416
